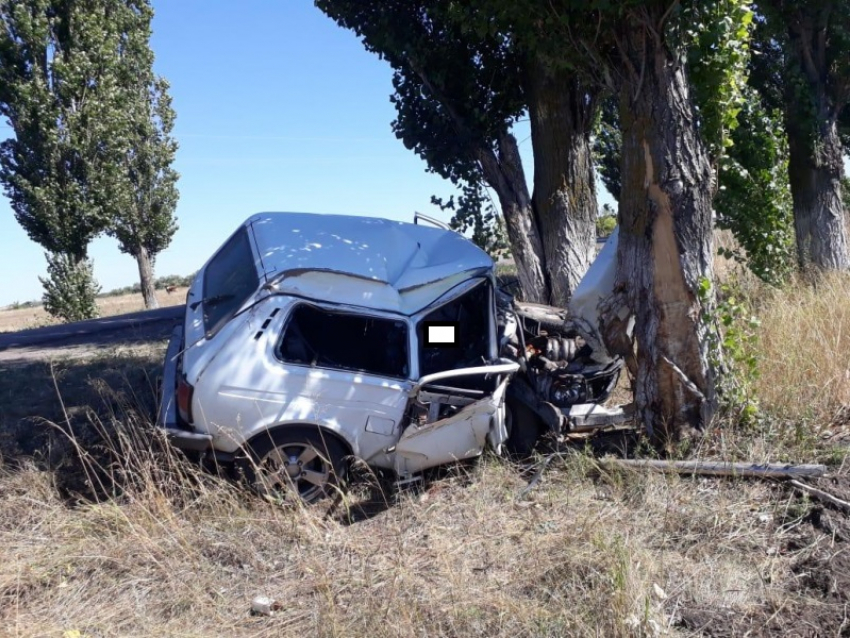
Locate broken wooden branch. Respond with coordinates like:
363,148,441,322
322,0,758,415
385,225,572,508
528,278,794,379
599,459,827,479
788,479,850,513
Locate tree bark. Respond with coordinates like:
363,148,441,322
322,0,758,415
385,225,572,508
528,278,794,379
612,21,717,446
135,245,159,309
526,57,599,306
783,14,850,272
475,132,549,304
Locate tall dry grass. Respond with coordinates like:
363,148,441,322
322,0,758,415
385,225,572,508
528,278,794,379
0,363,831,638
1,426,795,638
746,272,850,430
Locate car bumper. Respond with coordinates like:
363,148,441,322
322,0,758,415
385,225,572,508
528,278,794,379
157,324,213,452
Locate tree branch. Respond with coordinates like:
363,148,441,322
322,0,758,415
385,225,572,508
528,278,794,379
657,0,680,34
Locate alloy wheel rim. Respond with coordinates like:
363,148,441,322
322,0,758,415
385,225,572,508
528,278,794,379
259,443,331,502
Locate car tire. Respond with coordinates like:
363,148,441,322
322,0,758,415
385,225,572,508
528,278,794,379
242,426,347,504
505,398,542,456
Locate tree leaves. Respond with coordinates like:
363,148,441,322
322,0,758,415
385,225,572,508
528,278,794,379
0,0,178,318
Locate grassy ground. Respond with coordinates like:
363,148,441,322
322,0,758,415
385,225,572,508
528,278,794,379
0,288,188,333
0,275,849,636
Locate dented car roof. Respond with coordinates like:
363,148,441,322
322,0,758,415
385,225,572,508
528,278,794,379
248,212,494,314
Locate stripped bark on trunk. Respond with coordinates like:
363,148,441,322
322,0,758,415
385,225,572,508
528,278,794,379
612,19,716,445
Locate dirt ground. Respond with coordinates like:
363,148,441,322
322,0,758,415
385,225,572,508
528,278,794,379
677,486,850,637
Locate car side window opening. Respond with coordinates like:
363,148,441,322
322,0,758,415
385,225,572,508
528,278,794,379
278,305,409,379
418,280,491,378
202,227,260,336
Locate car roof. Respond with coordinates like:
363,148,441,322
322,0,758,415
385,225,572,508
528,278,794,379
247,212,494,315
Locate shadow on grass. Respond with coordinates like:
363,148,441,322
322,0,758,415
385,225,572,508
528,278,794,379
0,346,639,521
0,349,165,502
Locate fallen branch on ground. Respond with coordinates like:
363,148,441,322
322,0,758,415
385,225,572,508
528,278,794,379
788,479,850,513
599,459,827,479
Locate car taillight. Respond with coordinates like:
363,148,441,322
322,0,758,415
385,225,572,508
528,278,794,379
177,377,194,424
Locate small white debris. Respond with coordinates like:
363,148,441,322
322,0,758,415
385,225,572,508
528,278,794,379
653,583,668,601
251,595,275,616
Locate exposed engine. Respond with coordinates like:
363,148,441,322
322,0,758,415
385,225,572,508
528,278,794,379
525,335,589,407
499,296,622,416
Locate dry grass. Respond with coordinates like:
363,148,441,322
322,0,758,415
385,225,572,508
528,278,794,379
748,272,850,431
0,287,188,333
1,272,849,636
0,431,826,638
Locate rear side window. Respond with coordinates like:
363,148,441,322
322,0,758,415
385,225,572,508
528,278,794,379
278,305,409,379
202,227,259,336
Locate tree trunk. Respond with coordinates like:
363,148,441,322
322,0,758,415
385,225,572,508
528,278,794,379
783,14,850,271
475,132,549,304
135,245,159,309
613,23,717,446
526,58,599,307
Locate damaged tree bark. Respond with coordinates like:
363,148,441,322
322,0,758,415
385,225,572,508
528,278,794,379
611,20,717,446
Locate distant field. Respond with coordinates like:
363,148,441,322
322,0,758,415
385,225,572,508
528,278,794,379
0,287,188,333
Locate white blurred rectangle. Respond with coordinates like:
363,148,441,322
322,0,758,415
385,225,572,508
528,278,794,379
427,325,456,344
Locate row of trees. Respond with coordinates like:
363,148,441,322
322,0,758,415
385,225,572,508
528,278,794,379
0,0,179,320
316,0,850,444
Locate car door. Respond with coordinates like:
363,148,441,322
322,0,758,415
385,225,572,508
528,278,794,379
240,302,414,462
392,278,518,476
392,362,518,476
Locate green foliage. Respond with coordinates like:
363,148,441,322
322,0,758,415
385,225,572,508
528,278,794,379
596,210,617,237
685,0,755,161
592,95,621,202
715,88,795,284
432,180,510,259
759,0,850,144
842,177,850,214
698,277,760,426
39,252,101,322
108,29,180,264
317,0,525,188
0,0,176,313
0,0,151,260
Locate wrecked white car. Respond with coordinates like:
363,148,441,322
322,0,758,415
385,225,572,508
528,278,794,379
158,212,628,502
500,230,630,453
158,212,520,502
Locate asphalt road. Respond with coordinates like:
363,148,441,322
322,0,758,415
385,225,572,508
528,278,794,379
0,305,184,363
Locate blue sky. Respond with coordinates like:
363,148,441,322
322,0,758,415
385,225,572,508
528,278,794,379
1,1,532,306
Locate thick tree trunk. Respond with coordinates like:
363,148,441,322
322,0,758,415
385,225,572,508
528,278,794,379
783,14,850,271
613,24,716,446
476,132,549,304
526,58,598,307
135,245,159,309
786,119,849,270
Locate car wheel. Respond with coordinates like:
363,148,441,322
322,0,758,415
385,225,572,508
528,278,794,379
243,427,347,504
505,398,542,456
